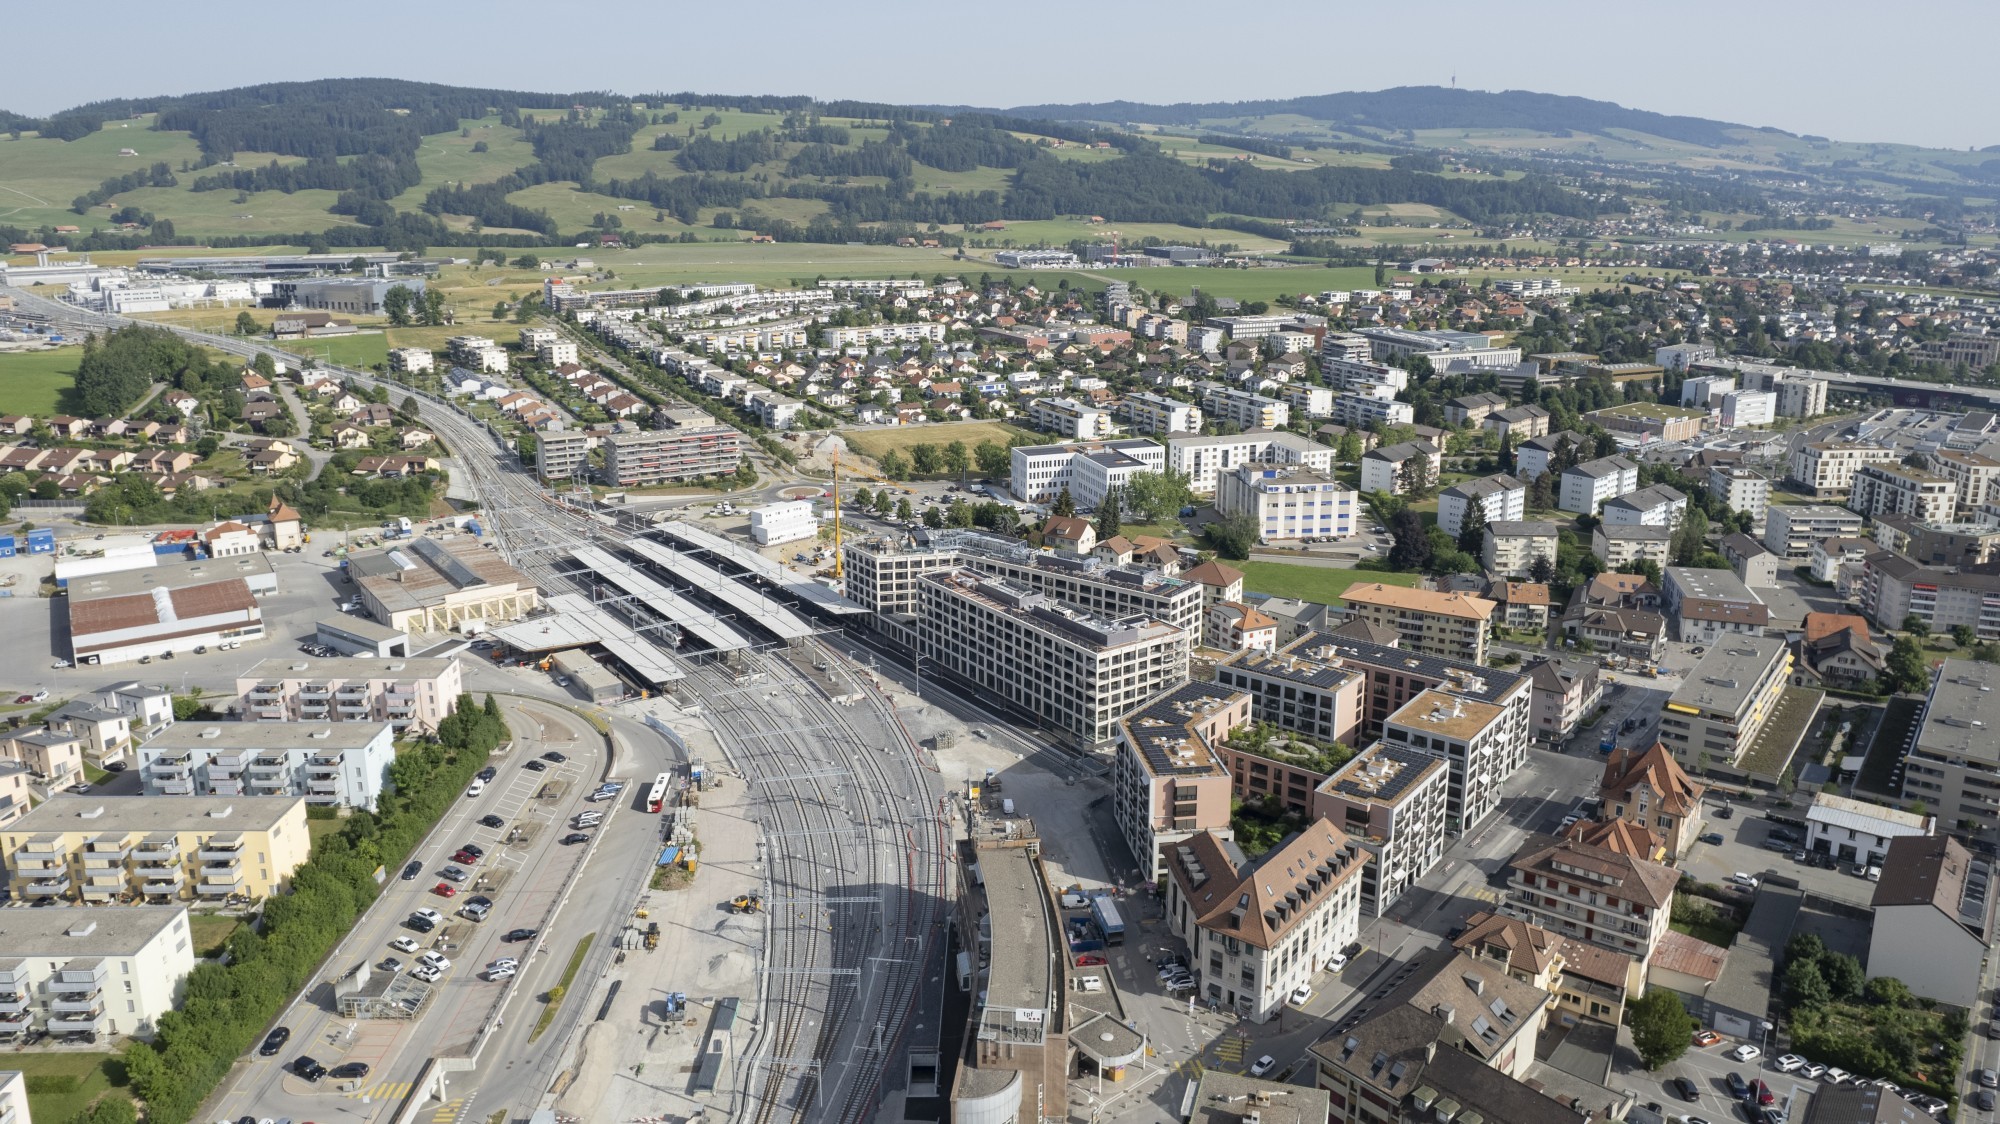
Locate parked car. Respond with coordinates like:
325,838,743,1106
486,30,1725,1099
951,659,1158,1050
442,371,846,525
401,860,422,881
1727,873,1760,889
1699,833,1725,846
433,882,458,897
1726,1072,1751,1098
330,1062,370,1080
1775,1055,1806,1074
439,865,468,883
502,928,538,943
561,833,590,845
1327,951,1351,973
292,1056,325,1082
1971,1091,1996,1113
1693,1030,1722,1047
104,760,127,772
259,1026,291,1056
390,936,420,954
1672,1076,1700,1101
523,760,548,772
1289,984,1313,1006
1800,1063,1826,1079
1729,1044,1762,1063
478,814,505,829
377,957,403,974
541,751,567,763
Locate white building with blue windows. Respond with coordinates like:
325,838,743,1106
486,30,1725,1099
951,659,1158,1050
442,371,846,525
1214,463,1358,544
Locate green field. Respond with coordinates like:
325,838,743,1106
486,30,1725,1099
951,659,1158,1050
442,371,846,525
1240,560,1423,604
837,422,1038,465
13,1051,130,1124
0,347,84,414
0,113,204,229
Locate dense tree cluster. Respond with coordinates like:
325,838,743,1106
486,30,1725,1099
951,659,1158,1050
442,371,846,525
74,325,237,416
70,161,177,214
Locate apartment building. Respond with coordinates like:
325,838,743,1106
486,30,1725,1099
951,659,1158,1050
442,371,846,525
1027,396,1113,440
535,428,592,481
1452,909,1638,1028
1008,438,1164,505
1437,473,1525,539
1210,640,1367,749
234,656,464,734
1599,743,1706,860
1763,504,1866,562
1512,430,1591,482
1168,431,1335,495
1321,355,1407,394
600,424,744,486
1558,456,1639,515
1486,405,1552,441
1658,636,1794,775
1311,743,1449,916
1721,389,1776,428
1502,834,1678,961
918,570,1187,749
1214,463,1358,543
386,347,434,374
1164,820,1367,1022
0,727,84,793
1340,583,1494,664
1902,659,2000,839
1201,386,1290,431
1930,449,2000,517
1875,516,2000,567
1708,466,1771,524
1484,520,1560,579
1281,383,1334,419
0,906,196,1040
1789,442,1896,497
1121,391,1202,436
139,722,396,810
819,321,946,347
1111,683,1251,881
1592,524,1673,569
2,795,310,906
1865,834,1994,1010
1847,463,1957,524
1444,392,1509,427
1329,387,1414,430
1382,689,1517,832
1862,552,2000,641
1663,567,1769,644
1358,440,1442,495
1524,656,1602,745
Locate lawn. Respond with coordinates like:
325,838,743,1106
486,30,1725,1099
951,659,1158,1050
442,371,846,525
0,114,204,231
187,911,241,958
13,1051,130,1124
836,422,1038,465
1239,560,1423,604
1736,686,1826,782
0,347,84,414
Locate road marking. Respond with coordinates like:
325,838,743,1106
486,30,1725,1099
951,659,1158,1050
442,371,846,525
429,1096,469,1124
353,1080,414,1100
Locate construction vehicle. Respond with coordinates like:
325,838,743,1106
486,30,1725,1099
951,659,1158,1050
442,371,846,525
644,922,660,950
730,894,762,914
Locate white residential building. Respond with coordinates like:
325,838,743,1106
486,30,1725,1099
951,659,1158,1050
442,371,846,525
139,722,397,810
1764,504,1866,562
1167,431,1334,495
1484,520,1560,579
1708,467,1770,524
1601,484,1687,527
1593,524,1674,567
1790,442,1896,497
1680,374,1736,408
1436,473,1525,539
1931,450,2000,517
1214,463,1358,543
1009,438,1164,505
820,322,946,347
1028,396,1113,440
1280,383,1334,418
1558,455,1639,515
387,347,435,374
536,340,579,367
1848,464,1957,524
1329,387,1414,429
1359,440,1441,495
0,906,197,1039
1310,743,1449,917
1720,389,1776,428
1201,386,1290,430
1121,391,1202,435
1514,430,1590,481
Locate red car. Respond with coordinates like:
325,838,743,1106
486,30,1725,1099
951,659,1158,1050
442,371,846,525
452,850,478,865
12,695,30,705
1075,954,1107,967
433,882,457,898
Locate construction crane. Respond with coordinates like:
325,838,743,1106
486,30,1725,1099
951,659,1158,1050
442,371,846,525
828,447,898,581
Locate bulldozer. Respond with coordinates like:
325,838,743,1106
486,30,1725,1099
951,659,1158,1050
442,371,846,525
729,894,763,914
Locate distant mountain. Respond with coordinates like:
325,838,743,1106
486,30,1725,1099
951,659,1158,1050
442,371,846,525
995,86,1766,148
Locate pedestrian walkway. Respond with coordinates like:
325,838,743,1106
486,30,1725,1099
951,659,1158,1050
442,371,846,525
429,1096,470,1124
351,1080,414,1101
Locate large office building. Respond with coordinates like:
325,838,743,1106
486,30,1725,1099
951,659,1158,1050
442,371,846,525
1339,583,1494,664
1164,821,1367,1022
917,570,1187,749
1311,743,1449,916
600,423,744,486
346,538,541,634
1658,636,1795,776
234,656,465,734
1167,431,1335,495
2,795,311,906
1213,463,1358,543
1847,464,1957,524
1111,683,1251,881
0,906,197,1040
1789,443,1897,497
1763,504,1866,562
139,722,396,810
273,277,424,315
1008,438,1164,505
1902,659,2000,839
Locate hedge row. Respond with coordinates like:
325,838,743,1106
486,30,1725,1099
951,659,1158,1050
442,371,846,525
121,694,512,1124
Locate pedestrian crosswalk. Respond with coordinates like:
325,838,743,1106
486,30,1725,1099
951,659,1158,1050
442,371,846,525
350,1080,414,1101
1466,885,1501,905
429,1097,467,1124
1212,1035,1249,1066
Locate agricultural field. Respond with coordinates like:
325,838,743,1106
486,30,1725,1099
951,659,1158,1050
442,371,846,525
0,347,84,415
970,218,1289,254
837,422,1038,465
0,113,203,229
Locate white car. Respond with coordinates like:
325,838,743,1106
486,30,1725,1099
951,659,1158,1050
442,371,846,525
487,957,519,972
29,689,46,703
1775,1054,1806,1073
410,965,443,984
418,951,452,972
486,966,516,981
1327,951,1350,973
50,660,70,669
1727,873,1759,889
389,936,420,954
1249,1055,1277,1078
1824,1068,1850,1085
1800,1063,1826,1080
1729,1044,1762,1063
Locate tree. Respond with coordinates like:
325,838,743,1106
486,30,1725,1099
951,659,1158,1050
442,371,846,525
947,499,974,528
1495,429,1514,471
922,506,944,529
382,284,415,328
878,450,910,480
1901,614,1930,639
1617,558,1663,587
420,288,448,327
1396,453,1436,499
942,441,969,478
1820,951,1865,1002
1456,499,1488,558
1884,635,1929,694
1204,513,1258,560
493,301,508,321
974,441,1009,479
1626,989,1696,1070
909,443,943,475
1952,624,1977,648
399,396,421,420
872,490,894,516
1052,487,1076,518
252,351,276,380
852,486,873,510
1527,553,1556,584
1387,509,1432,572
1670,506,1709,566
1096,488,1123,540
1122,470,1196,524
233,310,259,336
895,498,914,521
1782,957,1831,1008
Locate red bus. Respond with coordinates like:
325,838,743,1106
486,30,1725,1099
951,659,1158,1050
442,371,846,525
646,772,671,814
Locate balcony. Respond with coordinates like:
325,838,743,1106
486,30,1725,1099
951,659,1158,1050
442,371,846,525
20,877,72,897
156,778,196,796
307,779,343,798
0,1010,30,1033
196,876,244,897
248,705,286,722
245,683,283,701
0,992,26,1015
81,839,129,864
47,1007,106,1032
335,701,372,716
210,751,250,770
298,684,333,700
12,841,68,871
49,994,102,1014
247,756,288,778
210,780,246,797
140,870,186,895
131,838,180,862
47,966,106,994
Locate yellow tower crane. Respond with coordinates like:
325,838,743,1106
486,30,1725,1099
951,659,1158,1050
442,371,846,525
828,448,898,581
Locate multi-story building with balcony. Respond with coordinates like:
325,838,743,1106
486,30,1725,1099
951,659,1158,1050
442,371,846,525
138,723,395,810
0,796,309,906
1847,463,1957,524
1437,473,1526,539
1789,442,1896,497
1339,583,1494,664
1008,438,1165,505
1929,450,2000,518
1485,520,1560,579
1502,834,1678,962
600,423,744,486
1862,551,2000,641
1164,819,1367,1022
1523,656,1602,745
1382,689,1519,833
1213,463,1358,544
1763,503,1866,562
1111,683,1252,881
1027,396,1114,440
0,906,195,1040
1200,386,1290,431
0,727,84,792
234,657,463,733
1167,431,1336,496
1311,743,1449,916
1901,659,2000,841
1120,391,1203,436
1657,636,1795,777
1558,455,1639,515
918,570,1188,749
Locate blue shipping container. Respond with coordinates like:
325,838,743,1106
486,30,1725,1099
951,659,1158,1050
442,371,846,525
465,519,482,537
26,529,55,554
657,846,680,867
0,535,14,558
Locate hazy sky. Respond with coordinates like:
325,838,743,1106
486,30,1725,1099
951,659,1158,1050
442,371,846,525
6,0,1993,150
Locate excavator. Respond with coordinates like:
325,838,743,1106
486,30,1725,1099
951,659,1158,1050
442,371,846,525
729,894,763,914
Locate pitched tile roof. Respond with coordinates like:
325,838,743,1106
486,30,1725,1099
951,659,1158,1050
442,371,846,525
1507,834,1680,910
1170,819,1368,951
1600,743,1705,819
